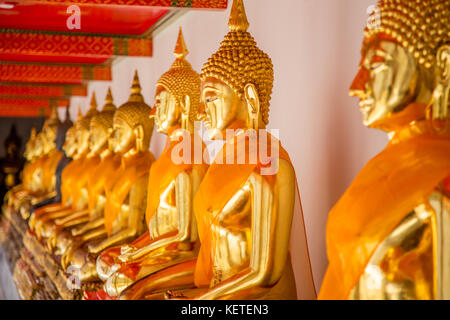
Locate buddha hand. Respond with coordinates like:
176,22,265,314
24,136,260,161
117,246,138,263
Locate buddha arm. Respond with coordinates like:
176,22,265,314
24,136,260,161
197,160,295,300
54,209,89,226
119,168,202,262
80,225,108,242
37,207,74,221
89,174,149,255
30,191,57,205
72,217,105,237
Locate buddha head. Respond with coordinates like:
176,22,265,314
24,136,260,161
75,93,99,157
63,107,82,159
111,71,154,154
350,0,450,131
154,28,201,134
63,125,78,159
41,105,60,154
89,88,116,155
34,131,45,158
200,0,273,138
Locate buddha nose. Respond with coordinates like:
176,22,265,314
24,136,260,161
197,102,207,121
349,66,369,98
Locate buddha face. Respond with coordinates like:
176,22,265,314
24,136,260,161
34,133,44,157
63,127,77,158
111,116,134,154
24,140,35,161
201,77,247,138
41,126,57,154
350,40,419,129
89,122,109,155
75,125,90,156
154,86,180,134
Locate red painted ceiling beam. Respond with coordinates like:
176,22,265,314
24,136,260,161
0,83,87,97
0,97,69,117
16,0,227,9
0,63,111,84
0,31,153,64
0,105,62,117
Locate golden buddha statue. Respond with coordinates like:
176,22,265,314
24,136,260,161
319,0,450,300
31,96,99,240
67,71,155,283
119,0,315,300
10,106,63,216
28,116,79,224
58,88,120,269
88,28,208,299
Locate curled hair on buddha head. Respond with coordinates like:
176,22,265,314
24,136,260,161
78,92,99,131
91,87,116,133
364,0,450,69
157,27,201,122
115,71,154,149
200,0,274,125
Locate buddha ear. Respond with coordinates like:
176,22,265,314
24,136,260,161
180,95,191,116
133,124,144,151
244,83,260,129
432,45,450,121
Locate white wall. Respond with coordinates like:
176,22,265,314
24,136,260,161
68,0,388,295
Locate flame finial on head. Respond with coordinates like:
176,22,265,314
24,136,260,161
49,104,59,121
89,92,97,110
102,87,116,112
44,104,60,127
91,87,116,131
228,0,249,32
129,70,144,103
105,87,113,104
174,27,189,60
76,105,83,122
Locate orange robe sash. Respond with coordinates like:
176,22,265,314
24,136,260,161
145,131,208,227
319,125,450,300
193,130,292,288
41,150,63,193
61,157,85,206
87,154,122,215
104,151,154,236
22,160,35,190
71,155,101,210
27,156,47,192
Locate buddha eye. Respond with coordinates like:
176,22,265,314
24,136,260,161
370,62,385,71
205,96,217,103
